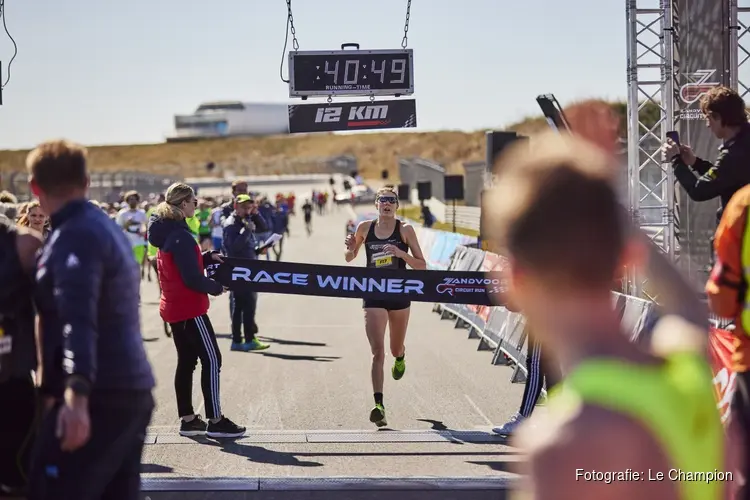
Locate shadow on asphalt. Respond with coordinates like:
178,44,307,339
141,463,174,473
416,419,514,447
187,437,323,467
292,451,519,458
213,334,327,349
258,352,340,363
466,460,519,473
257,336,327,347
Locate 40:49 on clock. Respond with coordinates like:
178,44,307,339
289,49,415,98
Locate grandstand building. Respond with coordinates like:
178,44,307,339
167,101,289,142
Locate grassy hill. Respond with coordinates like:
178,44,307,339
0,100,659,180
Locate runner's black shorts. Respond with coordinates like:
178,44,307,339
362,299,411,311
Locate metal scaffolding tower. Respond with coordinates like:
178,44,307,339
731,0,750,99
626,0,677,298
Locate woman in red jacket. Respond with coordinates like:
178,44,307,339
148,183,246,438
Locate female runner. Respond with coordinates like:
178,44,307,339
344,186,427,427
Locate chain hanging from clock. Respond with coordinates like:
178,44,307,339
280,0,418,134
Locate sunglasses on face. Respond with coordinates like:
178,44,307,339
378,196,398,204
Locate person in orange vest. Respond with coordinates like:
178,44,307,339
706,183,750,500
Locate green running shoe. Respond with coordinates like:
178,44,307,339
369,404,387,427
247,338,270,351
392,356,406,380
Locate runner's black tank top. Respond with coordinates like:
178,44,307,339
364,219,409,270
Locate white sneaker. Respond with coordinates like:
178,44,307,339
492,413,525,436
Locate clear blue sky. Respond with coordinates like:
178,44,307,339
0,0,626,150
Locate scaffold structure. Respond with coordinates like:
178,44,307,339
626,0,677,298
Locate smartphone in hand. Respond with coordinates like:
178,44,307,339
666,131,680,146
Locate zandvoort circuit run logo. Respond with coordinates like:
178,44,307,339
436,277,501,297
679,69,720,105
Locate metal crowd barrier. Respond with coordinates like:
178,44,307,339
4,170,181,202
414,224,662,387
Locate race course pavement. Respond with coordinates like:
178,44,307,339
139,197,525,481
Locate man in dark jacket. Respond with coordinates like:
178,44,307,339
220,180,249,220
663,86,750,226
26,140,156,500
222,194,270,352
0,214,43,498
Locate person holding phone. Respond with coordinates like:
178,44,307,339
662,86,750,226
222,194,270,352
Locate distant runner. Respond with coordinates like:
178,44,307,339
302,199,313,235
116,190,147,266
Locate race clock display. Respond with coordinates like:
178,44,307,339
289,49,414,98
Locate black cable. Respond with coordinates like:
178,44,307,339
0,0,18,88
279,6,291,83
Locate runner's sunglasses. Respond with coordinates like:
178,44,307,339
378,196,398,204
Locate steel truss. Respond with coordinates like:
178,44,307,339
626,0,746,299
626,0,677,299
731,0,750,99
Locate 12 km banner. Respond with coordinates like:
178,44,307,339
207,257,496,306
288,99,417,133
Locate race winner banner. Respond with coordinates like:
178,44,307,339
206,258,497,306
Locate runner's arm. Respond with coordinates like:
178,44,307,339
400,224,427,270
345,222,368,262
115,210,129,229
14,224,44,272
137,211,147,236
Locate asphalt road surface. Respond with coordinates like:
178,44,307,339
139,189,524,488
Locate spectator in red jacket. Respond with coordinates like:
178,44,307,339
148,182,246,439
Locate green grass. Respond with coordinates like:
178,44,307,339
400,205,480,238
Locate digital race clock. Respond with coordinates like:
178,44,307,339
289,49,414,98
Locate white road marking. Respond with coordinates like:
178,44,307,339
464,394,493,426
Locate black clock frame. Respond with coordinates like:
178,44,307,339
288,49,415,98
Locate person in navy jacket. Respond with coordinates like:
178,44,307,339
222,194,270,352
148,182,246,439
26,140,155,500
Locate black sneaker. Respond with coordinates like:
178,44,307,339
179,415,208,436
206,416,246,438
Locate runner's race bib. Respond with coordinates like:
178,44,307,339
127,222,141,233
371,251,393,268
